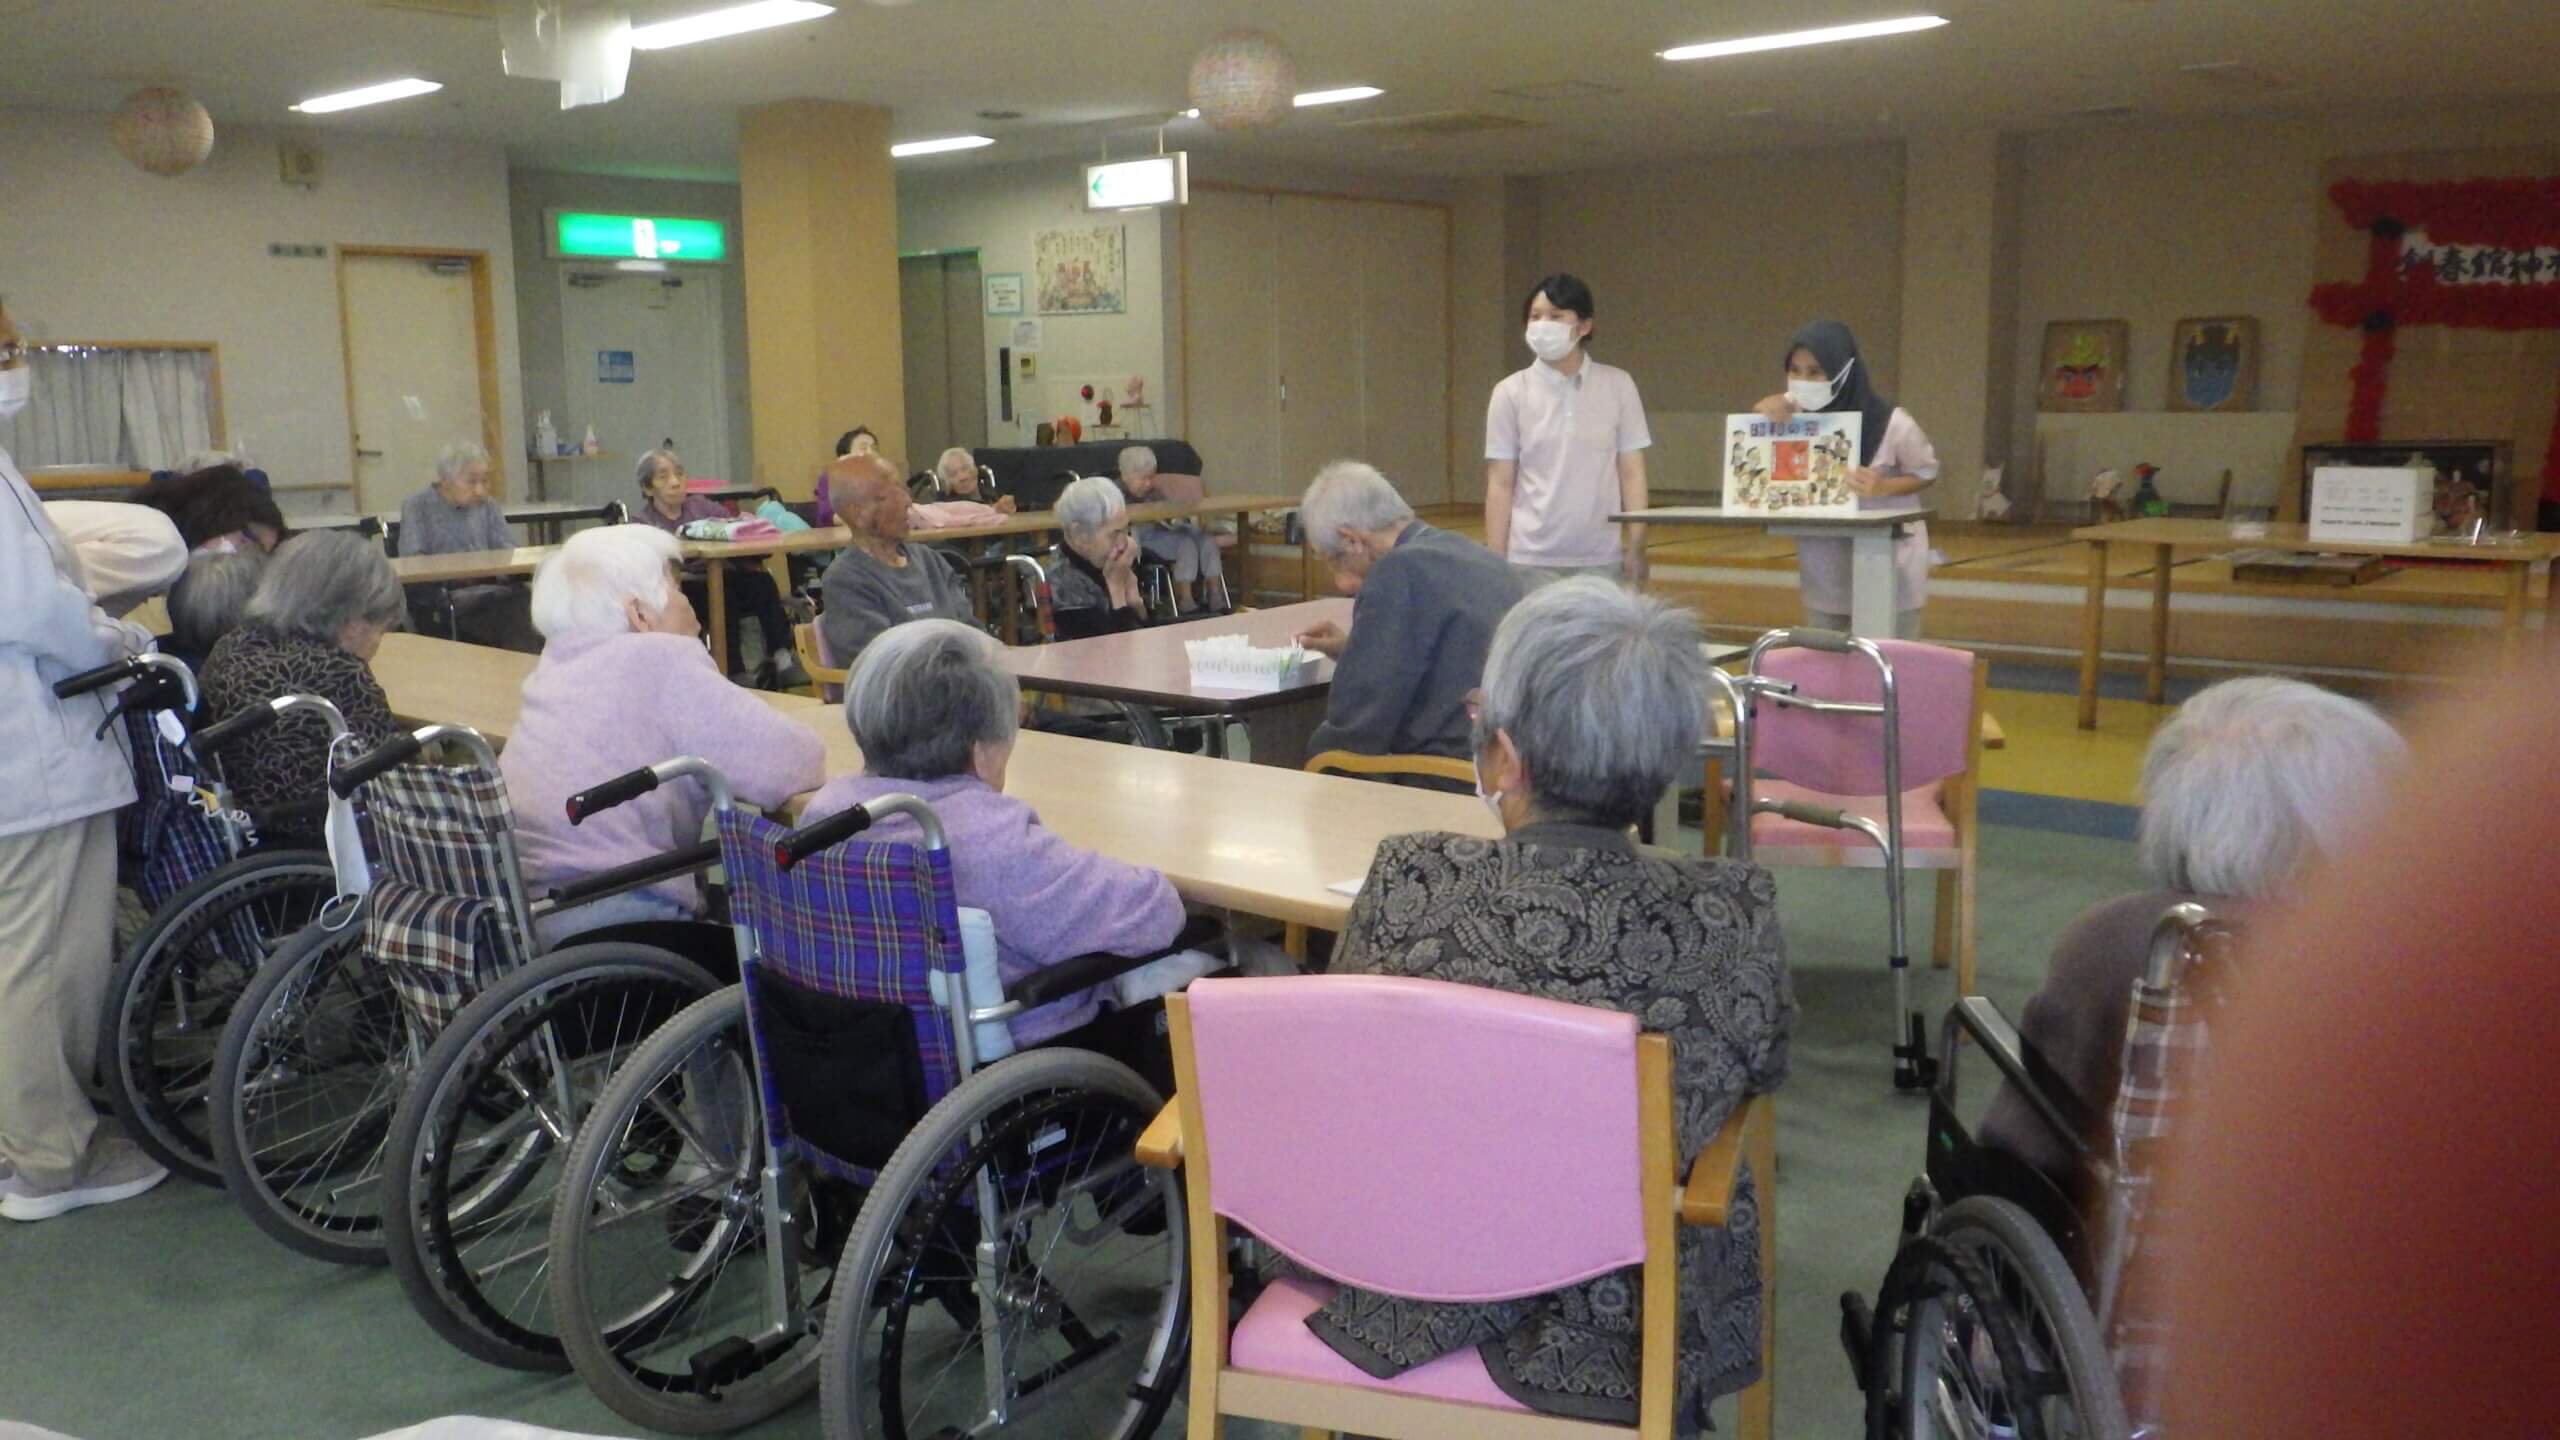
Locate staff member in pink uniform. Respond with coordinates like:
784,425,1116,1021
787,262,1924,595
1753,320,1939,637
1484,273,1652,588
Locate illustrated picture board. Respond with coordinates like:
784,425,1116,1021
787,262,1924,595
2037,319,2130,413
1724,412,1863,515
2167,315,2260,412
1033,226,1127,315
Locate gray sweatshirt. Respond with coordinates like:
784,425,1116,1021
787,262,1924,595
1309,520,1526,760
818,540,975,662
398,488,514,556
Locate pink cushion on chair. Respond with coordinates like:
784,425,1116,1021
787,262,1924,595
1184,976,1646,1301
1747,778,1955,854
1230,1275,1530,1412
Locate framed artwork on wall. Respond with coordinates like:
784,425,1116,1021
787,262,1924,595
2167,315,2259,412
2037,319,2130,413
1033,226,1127,315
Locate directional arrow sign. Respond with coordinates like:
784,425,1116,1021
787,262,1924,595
1084,154,1187,211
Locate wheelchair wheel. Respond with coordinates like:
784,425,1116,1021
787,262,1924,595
100,849,336,1184
549,986,837,1434
385,942,722,1371
1931,1197,2130,1440
1867,1233,2057,1440
820,1048,1186,1440
210,904,418,1266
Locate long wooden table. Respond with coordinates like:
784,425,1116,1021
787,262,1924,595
368,631,1489,932
2070,517,2560,728
1000,599,1347,768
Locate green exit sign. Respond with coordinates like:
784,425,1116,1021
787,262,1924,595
550,211,728,263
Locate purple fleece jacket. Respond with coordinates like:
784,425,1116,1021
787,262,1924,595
797,771,1184,1043
502,630,825,912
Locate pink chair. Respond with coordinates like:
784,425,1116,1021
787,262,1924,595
1138,975,1776,1440
1735,630,1984,1089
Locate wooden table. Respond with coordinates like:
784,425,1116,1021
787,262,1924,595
2069,517,2560,728
999,599,1348,768
1617,505,1933,637
371,632,815,743
388,546,553,584
779,705,1494,932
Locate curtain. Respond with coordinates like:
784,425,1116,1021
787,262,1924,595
120,348,215,472
0,350,126,470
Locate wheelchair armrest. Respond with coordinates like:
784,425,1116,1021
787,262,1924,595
1949,996,2100,1165
533,838,722,916
1679,1093,1771,1228
1002,914,1230,1012
1134,1099,1183,1170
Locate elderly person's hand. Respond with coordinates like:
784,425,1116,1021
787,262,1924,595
994,494,1018,515
1293,619,1347,658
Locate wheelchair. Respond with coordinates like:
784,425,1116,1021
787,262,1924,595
53,652,359,1184
1841,902,2235,1440
546,778,1217,1438
206,723,730,1375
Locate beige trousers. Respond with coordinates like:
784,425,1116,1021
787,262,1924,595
0,813,119,1189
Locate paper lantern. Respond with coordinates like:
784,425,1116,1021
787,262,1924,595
1187,29,1296,131
110,87,215,177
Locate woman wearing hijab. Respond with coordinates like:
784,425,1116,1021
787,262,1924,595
1752,321,1939,637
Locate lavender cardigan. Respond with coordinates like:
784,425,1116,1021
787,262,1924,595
798,772,1184,1044
502,631,826,913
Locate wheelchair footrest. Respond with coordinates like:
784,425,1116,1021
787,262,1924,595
1839,1291,1876,1394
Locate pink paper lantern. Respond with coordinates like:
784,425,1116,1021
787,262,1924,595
111,87,215,177
1187,29,1296,132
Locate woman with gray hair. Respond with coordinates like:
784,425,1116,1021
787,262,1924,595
795,619,1192,1076
1049,473,1148,639
1318,576,1795,1426
197,530,406,841
1117,445,1223,614
1979,674,2407,1187
163,546,269,673
398,440,538,650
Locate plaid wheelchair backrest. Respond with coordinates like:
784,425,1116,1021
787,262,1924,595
360,761,532,1034
117,706,240,912
715,807,968,1184
2103,967,2219,1433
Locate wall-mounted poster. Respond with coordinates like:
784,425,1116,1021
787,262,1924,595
1033,225,1127,315
984,272,1024,316
2167,315,2259,412
1724,411,1863,515
2037,319,2129,412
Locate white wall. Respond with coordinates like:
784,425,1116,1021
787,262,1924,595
897,158,1168,449
0,107,524,512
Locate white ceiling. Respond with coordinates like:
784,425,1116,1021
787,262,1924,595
6,0,2558,182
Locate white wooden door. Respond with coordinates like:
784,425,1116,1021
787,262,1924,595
558,265,731,502
1181,188,1280,493
1274,194,1368,497
1357,201,1451,504
342,254,486,514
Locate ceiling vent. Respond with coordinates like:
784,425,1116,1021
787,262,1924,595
1335,110,1534,137
1488,80,1621,102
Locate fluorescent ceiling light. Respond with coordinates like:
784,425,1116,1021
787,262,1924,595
290,78,443,113
1177,108,1201,119
1660,14,1947,61
890,134,995,157
629,1,835,51
1293,86,1384,108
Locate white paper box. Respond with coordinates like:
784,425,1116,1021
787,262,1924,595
2308,466,2429,546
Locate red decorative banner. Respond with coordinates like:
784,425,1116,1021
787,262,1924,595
2327,176,2560,251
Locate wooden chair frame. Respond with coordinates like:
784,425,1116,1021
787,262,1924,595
1140,993,1776,1440
791,620,847,700
1285,751,1478,960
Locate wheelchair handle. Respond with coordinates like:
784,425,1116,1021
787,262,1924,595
774,803,872,870
52,655,146,700
330,731,425,797
567,766,660,826
192,701,281,756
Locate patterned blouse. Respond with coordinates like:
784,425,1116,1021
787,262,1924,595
198,622,401,842
1314,824,1795,1428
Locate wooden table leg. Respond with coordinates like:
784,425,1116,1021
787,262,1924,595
2146,543,2174,705
1233,507,1253,605
706,559,731,675
2503,561,2529,657
2076,541,2109,730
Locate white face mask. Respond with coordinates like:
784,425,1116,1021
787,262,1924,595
1787,356,1852,412
0,366,29,421
1472,751,1507,826
1524,319,1578,364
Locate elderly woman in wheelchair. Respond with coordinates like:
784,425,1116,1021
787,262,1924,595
545,616,1244,1439
1847,677,2406,1440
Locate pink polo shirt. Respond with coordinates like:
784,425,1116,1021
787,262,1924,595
1487,356,1651,569
1793,407,1939,616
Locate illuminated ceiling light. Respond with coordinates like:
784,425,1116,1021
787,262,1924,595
890,134,995,157
1659,15,1947,61
290,77,444,113
1293,86,1383,108
628,1,835,51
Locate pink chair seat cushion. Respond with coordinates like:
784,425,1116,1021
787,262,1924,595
1747,778,1955,852
1230,1275,1529,1412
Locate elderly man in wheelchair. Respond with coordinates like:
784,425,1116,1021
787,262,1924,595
547,617,1267,1439
1842,677,2406,1440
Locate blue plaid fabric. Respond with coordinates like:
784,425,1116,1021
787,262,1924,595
116,707,241,911
361,762,531,1034
715,807,965,1184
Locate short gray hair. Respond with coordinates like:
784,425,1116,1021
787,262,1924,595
1299,460,1416,559
2137,676,2405,897
1477,577,1705,828
847,619,1021,781
168,548,268,656
436,442,490,487
1055,474,1126,542
531,525,682,641
1116,446,1159,480
243,530,406,644
634,447,681,493
936,446,976,480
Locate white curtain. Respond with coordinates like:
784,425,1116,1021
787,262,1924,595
0,350,126,470
120,348,215,471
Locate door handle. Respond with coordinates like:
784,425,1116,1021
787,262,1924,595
356,448,385,459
